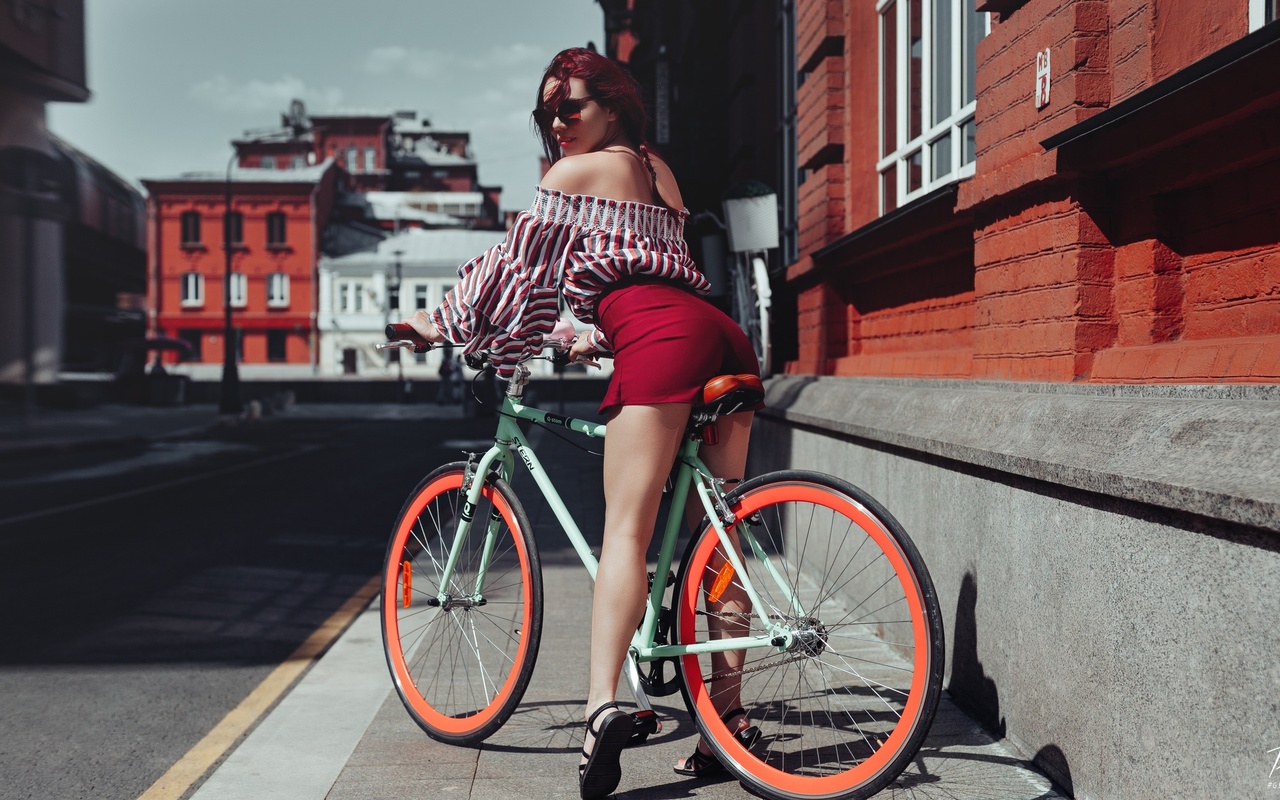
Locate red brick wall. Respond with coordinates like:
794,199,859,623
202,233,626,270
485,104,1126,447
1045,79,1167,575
147,182,321,366
786,0,1280,384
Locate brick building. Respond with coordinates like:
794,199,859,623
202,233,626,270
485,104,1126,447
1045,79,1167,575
142,161,341,376
789,0,1280,384
608,2,1280,797
143,105,507,377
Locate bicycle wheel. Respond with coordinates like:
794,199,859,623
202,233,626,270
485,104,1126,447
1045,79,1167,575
672,470,943,800
381,461,543,745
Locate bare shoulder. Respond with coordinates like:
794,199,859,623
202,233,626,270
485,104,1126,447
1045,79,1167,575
539,152,626,196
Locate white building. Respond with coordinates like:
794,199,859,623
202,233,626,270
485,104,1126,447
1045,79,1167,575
318,228,499,376
319,227,614,379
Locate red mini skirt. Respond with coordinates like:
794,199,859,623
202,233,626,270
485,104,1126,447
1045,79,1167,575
596,280,760,415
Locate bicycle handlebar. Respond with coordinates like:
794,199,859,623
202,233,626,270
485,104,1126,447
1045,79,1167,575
376,323,433,354
377,323,580,367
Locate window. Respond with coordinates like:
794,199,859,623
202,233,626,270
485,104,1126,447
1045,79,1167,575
267,272,289,307
177,329,203,361
414,284,430,310
878,0,987,213
261,155,276,169
364,147,377,171
290,155,306,169
181,272,204,307
267,330,288,362
1250,0,1278,30
337,280,366,313
347,147,359,172
180,211,201,246
225,211,243,245
230,272,247,308
267,211,287,246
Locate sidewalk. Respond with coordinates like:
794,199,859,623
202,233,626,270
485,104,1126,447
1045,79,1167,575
183,402,1068,800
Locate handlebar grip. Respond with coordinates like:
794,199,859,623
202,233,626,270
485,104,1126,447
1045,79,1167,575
385,322,421,342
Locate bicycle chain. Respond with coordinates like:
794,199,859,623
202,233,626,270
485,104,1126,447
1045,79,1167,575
705,653,809,682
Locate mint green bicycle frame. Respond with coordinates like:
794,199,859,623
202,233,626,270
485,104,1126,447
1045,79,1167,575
436,391,806,670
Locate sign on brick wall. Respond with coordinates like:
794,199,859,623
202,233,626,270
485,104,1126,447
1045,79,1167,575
1035,48,1051,109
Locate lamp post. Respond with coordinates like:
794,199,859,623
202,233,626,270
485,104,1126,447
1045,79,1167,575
389,248,406,398
220,151,242,414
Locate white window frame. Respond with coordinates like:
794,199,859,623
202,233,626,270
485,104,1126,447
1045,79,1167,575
364,147,377,172
347,147,359,172
1250,0,1277,30
290,155,306,169
337,280,367,313
267,272,290,308
181,272,204,307
413,283,431,311
261,155,276,169
877,0,989,214
230,272,248,308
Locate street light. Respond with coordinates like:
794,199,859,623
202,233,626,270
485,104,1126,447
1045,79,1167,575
388,248,406,399
220,151,242,414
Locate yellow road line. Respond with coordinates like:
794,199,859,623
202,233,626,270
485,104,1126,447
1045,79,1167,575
135,573,382,800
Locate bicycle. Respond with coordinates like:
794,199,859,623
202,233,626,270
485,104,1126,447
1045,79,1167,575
377,323,944,800
729,249,772,377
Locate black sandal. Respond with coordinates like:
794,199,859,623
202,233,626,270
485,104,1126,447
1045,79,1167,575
673,742,724,778
673,707,761,778
578,702,633,800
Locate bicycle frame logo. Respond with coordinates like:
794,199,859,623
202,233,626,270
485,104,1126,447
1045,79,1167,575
1269,745,1280,789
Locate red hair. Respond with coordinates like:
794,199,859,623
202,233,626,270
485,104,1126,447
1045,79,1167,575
533,47,647,164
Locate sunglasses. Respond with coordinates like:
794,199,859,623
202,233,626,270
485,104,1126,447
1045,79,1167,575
534,95,598,127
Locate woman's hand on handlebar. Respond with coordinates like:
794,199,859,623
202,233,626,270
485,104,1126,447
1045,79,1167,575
567,334,601,368
402,310,446,344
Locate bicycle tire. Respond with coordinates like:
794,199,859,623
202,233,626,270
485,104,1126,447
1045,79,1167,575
380,461,543,745
672,470,943,800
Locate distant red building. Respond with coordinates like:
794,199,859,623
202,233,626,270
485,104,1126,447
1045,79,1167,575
143,104,506,374
142,161,342,373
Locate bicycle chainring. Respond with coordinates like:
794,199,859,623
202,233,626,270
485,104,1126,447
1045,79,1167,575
637,606,682,697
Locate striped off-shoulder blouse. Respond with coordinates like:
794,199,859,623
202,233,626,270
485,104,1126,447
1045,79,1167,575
429,186,710,376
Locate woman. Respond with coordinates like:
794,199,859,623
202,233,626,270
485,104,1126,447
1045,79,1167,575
402,47,759,799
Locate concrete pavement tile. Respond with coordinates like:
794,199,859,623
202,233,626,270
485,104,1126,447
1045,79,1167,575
881,738,1066,799
470,777,581,799
343,697,481,767
917,697,997,740
325,769,472,800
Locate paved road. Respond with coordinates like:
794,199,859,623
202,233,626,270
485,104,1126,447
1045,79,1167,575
0,405,487,800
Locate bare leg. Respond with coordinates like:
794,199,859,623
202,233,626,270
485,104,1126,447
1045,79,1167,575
583,403,691,764
678,412,755,766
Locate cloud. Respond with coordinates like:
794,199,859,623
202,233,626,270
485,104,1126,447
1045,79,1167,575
360,43,548,80
188,74,344,113
490,43,548,68
361,46,447,79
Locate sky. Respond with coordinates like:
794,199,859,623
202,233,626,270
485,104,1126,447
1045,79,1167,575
47,0,605,211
